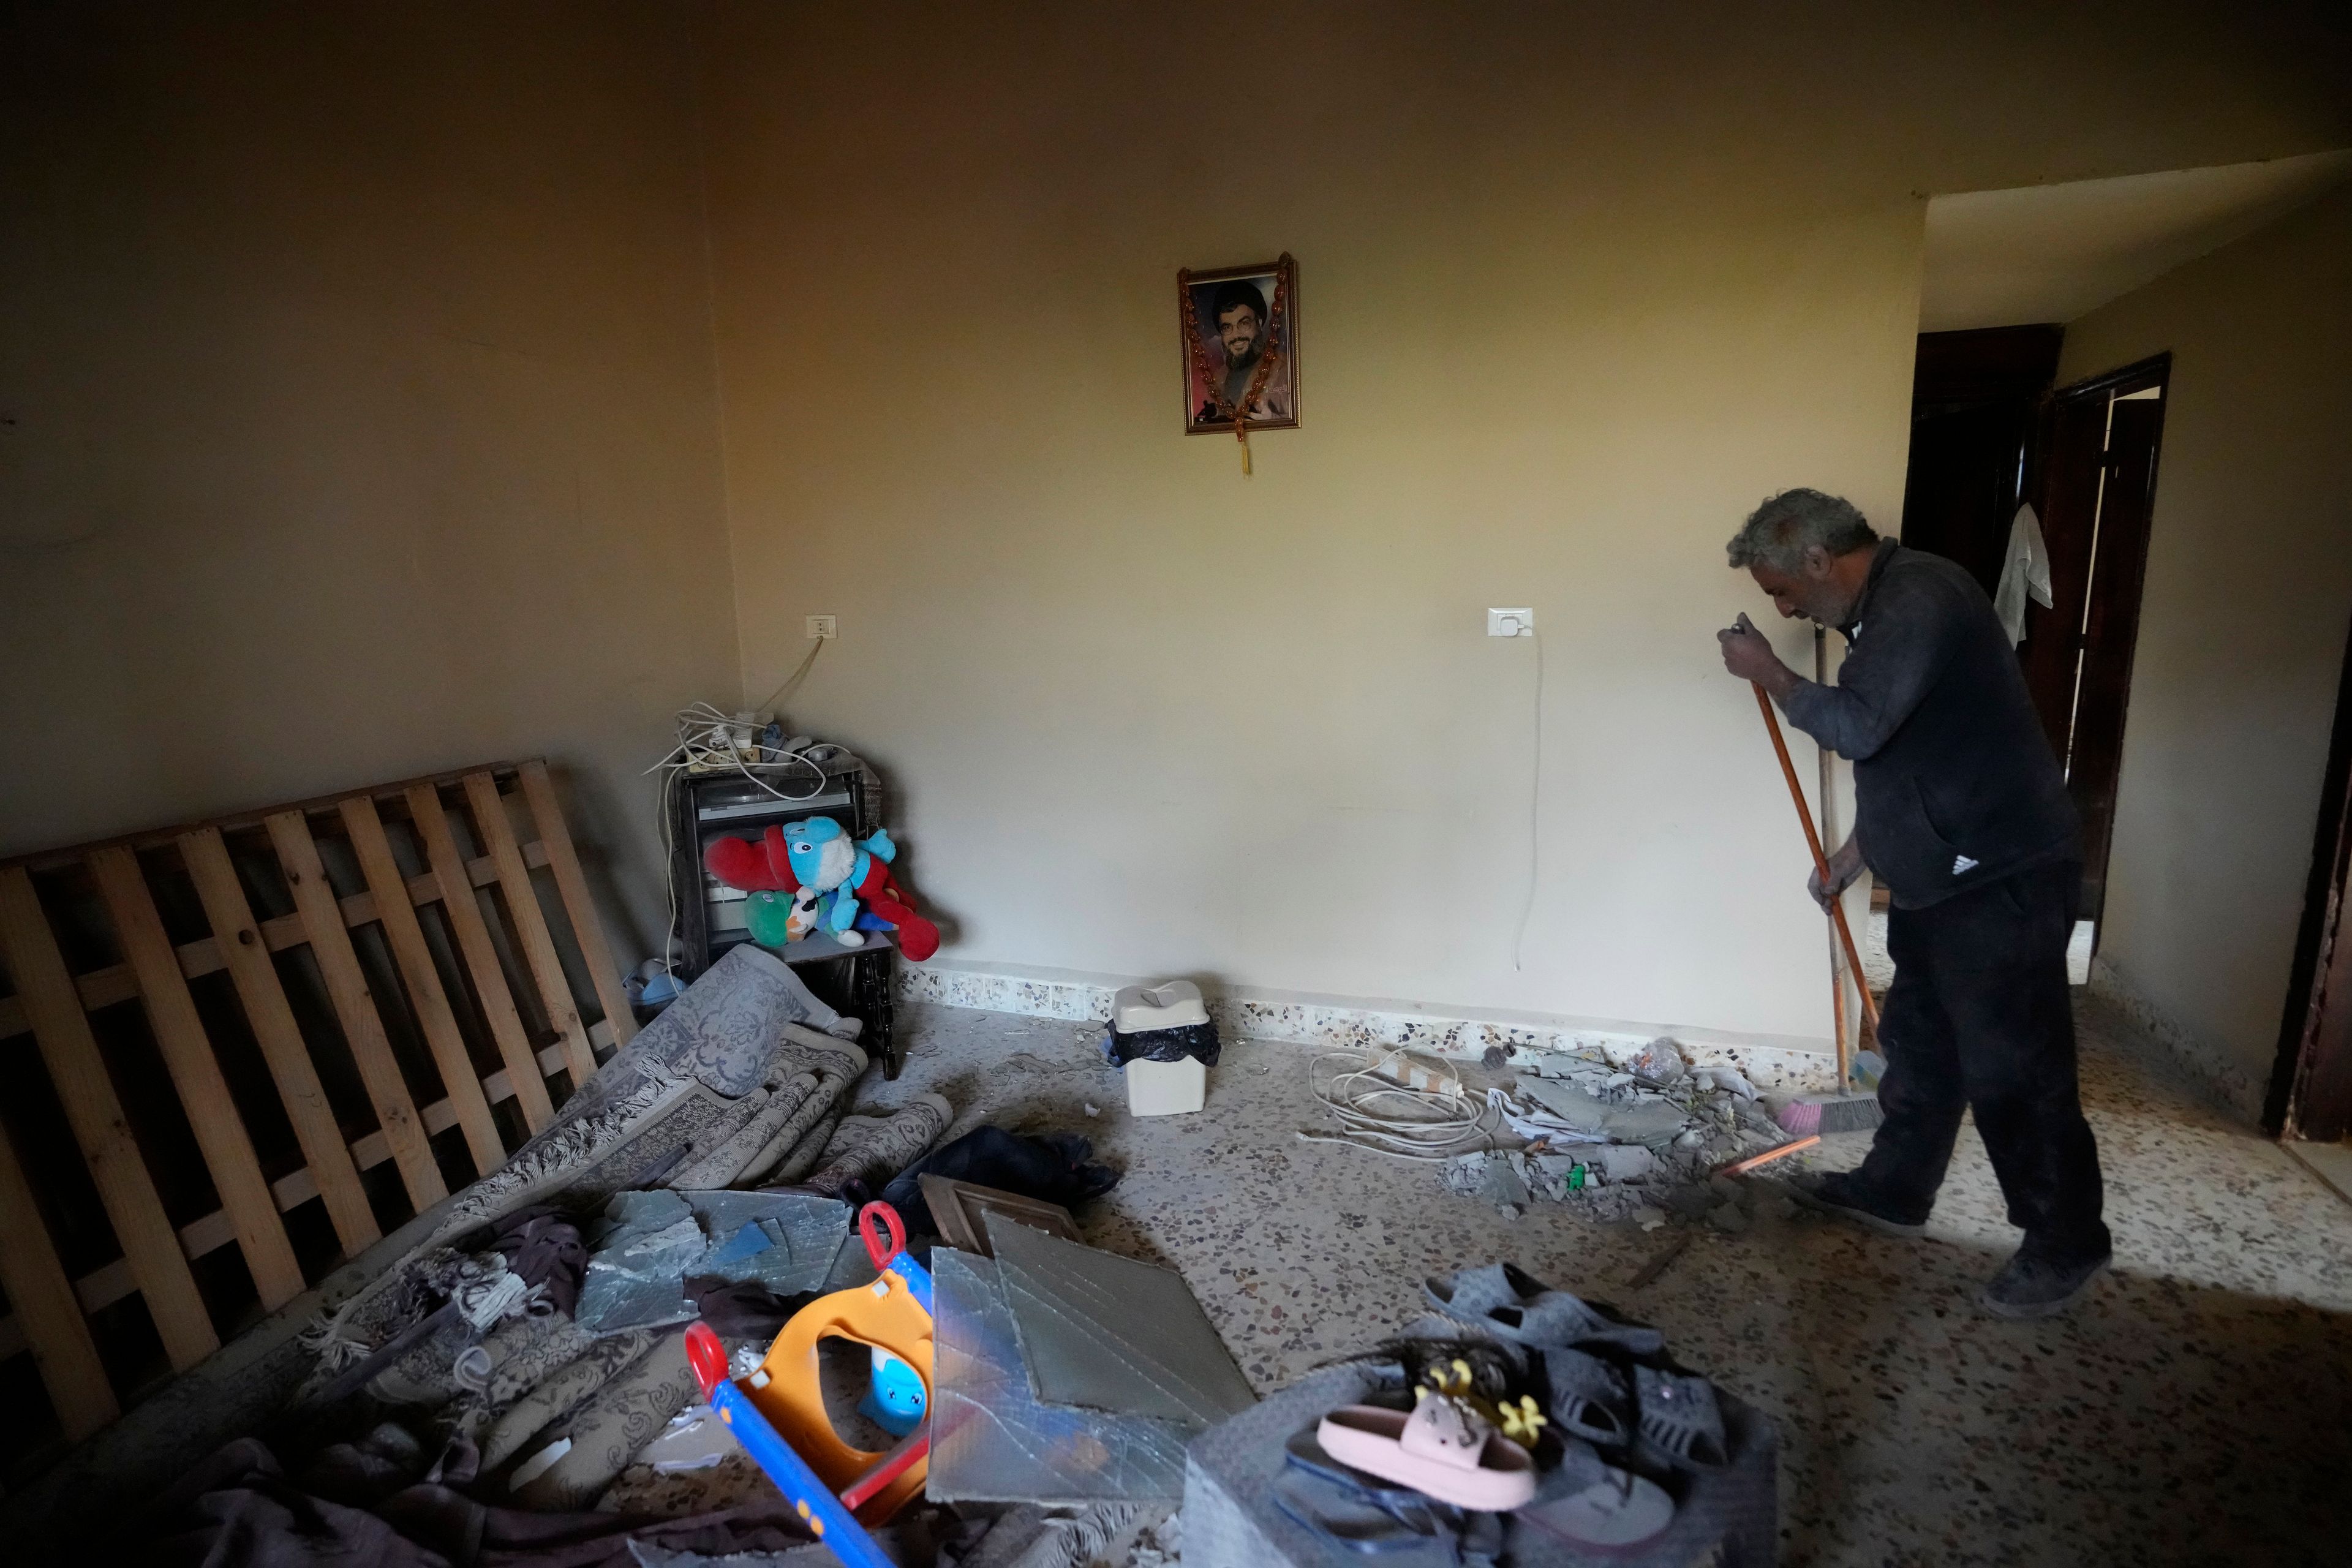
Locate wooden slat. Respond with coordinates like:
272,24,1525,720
87,848,306,1311
0,1028,594,1355
73,1257,135,1314
178,1208,237,1259
271,1166,318,1213
518,760,638,1048
264,812,445,1212
0,1112,118,1438
0,757,535,876
0,840,552,1044
462,773,598,1088
74,967,139,1012
179,828,380,1255
0,868,219,1370
407,785,555,1130
339,798,504,1175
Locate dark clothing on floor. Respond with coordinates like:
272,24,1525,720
682,1275,804,1340
489,1207,587,1319
1782,540,2078,908
1855,859,2109,1260
880,1125,1120,1235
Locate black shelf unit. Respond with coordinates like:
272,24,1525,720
665,757,903,1077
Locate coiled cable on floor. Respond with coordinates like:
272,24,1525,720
1297,1050,1501,1162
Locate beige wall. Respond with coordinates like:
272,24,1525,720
0,2,737,956
2060,186,2352,1097
5,2,2345,1042
699,2,2351,1046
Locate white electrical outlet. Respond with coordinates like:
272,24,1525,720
806,615,837,639
1487,608,1534,638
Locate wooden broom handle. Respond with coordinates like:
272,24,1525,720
1752,683,1877,1076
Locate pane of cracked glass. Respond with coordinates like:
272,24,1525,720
928,1250,1191,1503
575,1189,848,1333
989,1219,1256,1427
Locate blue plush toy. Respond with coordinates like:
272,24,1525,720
857,1346,927,1439
780,818,898,947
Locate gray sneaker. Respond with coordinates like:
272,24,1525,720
1784,1170,1929,1238
1977,1245,2111,1319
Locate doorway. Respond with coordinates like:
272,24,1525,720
2269,609,2352,1143
2021,355,2171,926
1899,325,2065,598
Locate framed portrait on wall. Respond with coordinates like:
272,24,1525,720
1178,255,1298,437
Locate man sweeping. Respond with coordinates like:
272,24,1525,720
1716,488,2110,1318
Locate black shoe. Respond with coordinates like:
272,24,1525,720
1784,1170,1928,1238
1977,1244,2111,1319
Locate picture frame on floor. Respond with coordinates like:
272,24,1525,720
919,1174,1081,1256
1178,254,1298,435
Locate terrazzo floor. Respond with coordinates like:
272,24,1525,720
862,995,2352,1567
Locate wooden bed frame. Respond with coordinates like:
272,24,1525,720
0,760,635,1453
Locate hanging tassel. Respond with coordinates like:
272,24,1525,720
1236,420,1252,476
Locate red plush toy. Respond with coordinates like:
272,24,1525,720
704,824,796,892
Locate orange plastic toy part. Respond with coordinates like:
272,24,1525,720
741,1269,935,1523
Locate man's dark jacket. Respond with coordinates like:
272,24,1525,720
1783,540,2079,908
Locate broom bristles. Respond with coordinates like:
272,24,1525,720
1776,1094,1883,1135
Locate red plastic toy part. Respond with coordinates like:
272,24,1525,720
840,1429,931,1512
684,1321,729,1401
859,1200,907,1272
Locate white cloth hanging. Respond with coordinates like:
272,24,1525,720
1992,501,2054,647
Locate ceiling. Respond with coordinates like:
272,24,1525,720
1919,149,2352,333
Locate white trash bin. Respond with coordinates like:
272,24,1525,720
1111,981,1213,1117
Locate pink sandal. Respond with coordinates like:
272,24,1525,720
1316,1390,1537,1512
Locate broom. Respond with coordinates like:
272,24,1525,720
1752,682,1884,1133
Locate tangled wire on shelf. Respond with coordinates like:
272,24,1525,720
647,702,832,802
1297,1050,1502,1163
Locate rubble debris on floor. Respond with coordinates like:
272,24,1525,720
1302,1034,1806,1226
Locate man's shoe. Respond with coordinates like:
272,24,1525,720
1977,1245,2111,1319
1783,1170,1929,1238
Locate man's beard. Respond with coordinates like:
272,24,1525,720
1224,339,1261,369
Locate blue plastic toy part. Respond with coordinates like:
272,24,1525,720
859,1347,928,1439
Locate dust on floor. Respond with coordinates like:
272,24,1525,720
874,995,2352,1567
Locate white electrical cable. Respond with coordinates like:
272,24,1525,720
646,702,832,801
1512,627,1544,971
1296,1050,1502,1163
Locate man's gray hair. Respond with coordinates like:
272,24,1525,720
1726,488,1879,573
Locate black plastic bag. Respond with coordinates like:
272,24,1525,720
1102,1019,1222,1067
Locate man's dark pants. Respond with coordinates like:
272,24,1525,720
1854,859,2110,1261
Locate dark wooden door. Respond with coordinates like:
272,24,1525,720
2271,612,2352,1140
1899,326,2065,597
2022,356,2171,924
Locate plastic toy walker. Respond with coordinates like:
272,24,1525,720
684,1201,936,1568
